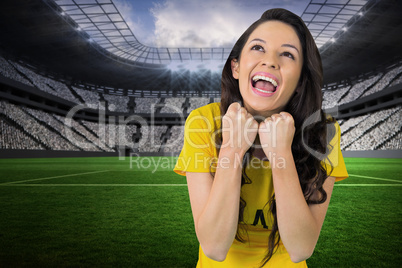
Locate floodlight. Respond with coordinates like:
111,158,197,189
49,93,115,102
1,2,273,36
204,60,224,73
167,61,185,72
186,62,201,72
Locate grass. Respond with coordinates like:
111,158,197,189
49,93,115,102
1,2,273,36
0,157,401,267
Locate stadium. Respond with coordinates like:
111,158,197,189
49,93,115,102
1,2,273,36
0,0,401,267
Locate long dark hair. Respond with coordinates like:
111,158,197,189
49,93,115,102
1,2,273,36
218,8,335,266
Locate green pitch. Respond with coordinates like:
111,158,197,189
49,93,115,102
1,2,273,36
0,156,400,267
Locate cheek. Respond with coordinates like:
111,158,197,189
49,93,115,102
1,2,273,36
284,68,302,90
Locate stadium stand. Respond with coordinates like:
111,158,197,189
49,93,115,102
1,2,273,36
0,116,45,150
0,0,401,158
134,97,160,113
380,132,401,150
0,101,79,151
1,54,401,156
322,86,351,110
103,94,130,113
24,107,101,152
361,65,402,98
340,107,401,151
138,125,168,152
323,62,402,109
162,125,185,153
0,60,401,155
187,97,211,113
389,74,402,87
10,61,81,103
160,97,186,114
53,115,115,152
337,74,382,106
0,55,33,87
71,86,102,110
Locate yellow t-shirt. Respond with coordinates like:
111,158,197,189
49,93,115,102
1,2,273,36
174,103,348,268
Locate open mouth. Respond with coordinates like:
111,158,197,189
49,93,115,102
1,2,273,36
251,75,278,94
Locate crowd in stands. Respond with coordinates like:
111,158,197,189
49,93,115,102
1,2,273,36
339,106,401,151
0,101,79,151
55,115,114,152
71,86,101,109
349,110,400,150
380,132,401,150
338,74,382,106
139,125,168,152
11,62,81,104
24,107,101,152
0,52,401,153
134,97,160,113
103,94,129,113
162,125,184,153
188,97,210,113
1,52,401,114
322,86,351,110
0,56,33,86
0,98,400,152
0,116,44,150
160,97,186,114
389,74,402,87
80,119,137,150
322,63,402,109
361,65,402,98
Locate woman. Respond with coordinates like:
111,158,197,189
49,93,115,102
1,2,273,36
174,8,348,267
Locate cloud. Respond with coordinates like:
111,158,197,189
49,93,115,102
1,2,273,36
114,0,309,48
150,0,308,48
114,0,156,46
150,0,262,48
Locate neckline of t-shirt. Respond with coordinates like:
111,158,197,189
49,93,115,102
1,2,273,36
250,155,269,162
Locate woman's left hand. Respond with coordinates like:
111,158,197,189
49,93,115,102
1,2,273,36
258,112,295,162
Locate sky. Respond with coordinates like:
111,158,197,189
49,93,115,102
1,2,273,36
113,0,310,48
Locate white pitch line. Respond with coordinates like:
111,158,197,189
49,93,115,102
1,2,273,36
348,173,402,183
0,184,188,187
0,170,111,185
0,184,400,187
335,184,402,187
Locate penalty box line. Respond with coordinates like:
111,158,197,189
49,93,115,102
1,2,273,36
0,170,111,185
348,173,402,183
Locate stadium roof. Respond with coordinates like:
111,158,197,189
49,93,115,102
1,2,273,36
0,0,401,95
50,0,368,65
319,0,402,85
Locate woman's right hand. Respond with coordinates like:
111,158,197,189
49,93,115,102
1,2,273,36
221,102,258,156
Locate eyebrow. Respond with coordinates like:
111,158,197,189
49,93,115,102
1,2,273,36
249,38,266,44
281,44,300,55
249,38,300,55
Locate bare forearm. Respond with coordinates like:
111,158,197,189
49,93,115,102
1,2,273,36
195,149,243,260
272,152,320,262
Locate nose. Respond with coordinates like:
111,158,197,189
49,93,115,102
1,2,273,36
262,53,279,69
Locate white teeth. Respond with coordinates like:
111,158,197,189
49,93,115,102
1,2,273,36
252,75,278,87
255,87,275,94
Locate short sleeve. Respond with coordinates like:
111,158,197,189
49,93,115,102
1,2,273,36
173,108,219,176
322,121,348,182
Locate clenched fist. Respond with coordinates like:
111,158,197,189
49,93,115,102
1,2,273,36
258,112,295,162
222,102,258,156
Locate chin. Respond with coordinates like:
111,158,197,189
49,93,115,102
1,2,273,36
246,103,274,117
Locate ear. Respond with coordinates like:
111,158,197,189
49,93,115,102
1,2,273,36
231,59,239,79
